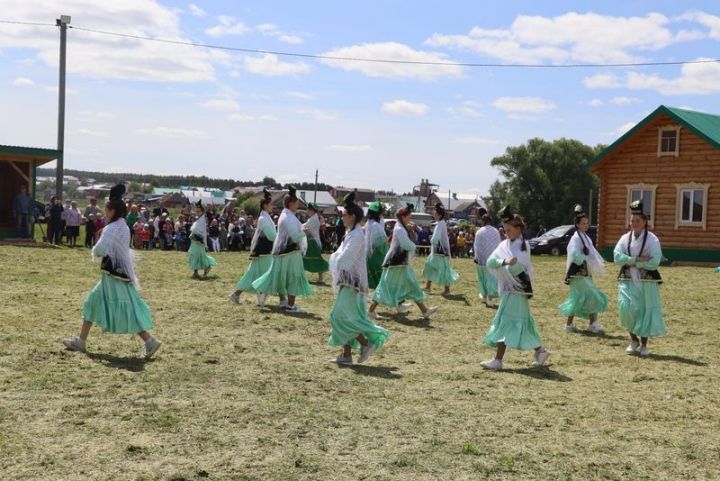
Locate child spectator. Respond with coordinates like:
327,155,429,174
85,213,97,248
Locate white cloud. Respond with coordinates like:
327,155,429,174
610,96,642,105
12,77,34,87
588,99,604,107
381,100,429,116
492,96,556,113
227,114,278,121
603,122,636,137
188,4,206,17
425,12,686,65
287,91,314,100
278,34,304,45
76,128,108,137
0,0,224,83
297,109,337,121
205,15,249,36
583,73,623,88
447,100,483,117
320,42,463,79
243,54,311,77
256,23,305,44
453,137,502,145
199,98,240,111
678,11,720,39
325,144,372,152
135,127,209,139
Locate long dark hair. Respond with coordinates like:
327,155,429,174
396,207,411,224
504,214,527,251
367,209,382,222
106,198,127,224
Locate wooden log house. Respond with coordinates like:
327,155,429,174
584,105,720,264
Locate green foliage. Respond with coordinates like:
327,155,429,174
486,138,600,230
241,197,260,217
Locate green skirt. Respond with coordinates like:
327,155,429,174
559,277,608,320
251,251,315,297
372,265,427,307
422,253,459,286
303,238,329,273
618,281,666,337
235,255,273,292
476,265,498,298
188,239,218,271
367,243,388,290
328,286,391,350
82,273,154,334
483,293,542,350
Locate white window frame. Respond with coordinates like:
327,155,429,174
675,183,710,230
657,125,681,157
626,184,657,228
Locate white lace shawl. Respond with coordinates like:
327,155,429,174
474,225,501,266
273,208,308,255
329,224,368,294
92,219,139,288
190,214,207,244
383,222,416,265
615,230,662,288
431,219,451,256
566,229,605,278
303,213,322,247
488,237,534,295
250,210,276,253
364,219,387,258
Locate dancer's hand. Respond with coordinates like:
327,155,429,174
505,257,517,265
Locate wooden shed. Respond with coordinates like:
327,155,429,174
584,105,720,263
0,144,59,240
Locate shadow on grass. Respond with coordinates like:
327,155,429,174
388,313,435,329
261,306,323,320
575,331,627,341
84,351,150,372
344,364,402,379
441,293,471,306
645,353,708,366
190,275,219,282
504,366,573,382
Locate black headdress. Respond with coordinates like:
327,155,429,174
343,191,363,223
406,202,415,212
478,207,488,217
109,184,126,201
574,204,588,224
630,200,644,215
195,199,202,208
498,205,514,223
288,185,298,201
263,188,272,202
434,202,446,218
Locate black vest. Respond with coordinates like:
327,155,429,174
250,234,274,257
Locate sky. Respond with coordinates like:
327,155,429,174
2,0,720,196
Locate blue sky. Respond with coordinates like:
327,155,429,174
2,0,720,195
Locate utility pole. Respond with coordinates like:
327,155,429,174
313,169,318,203
55,15,71,199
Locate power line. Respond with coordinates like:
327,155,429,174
3,19,720,69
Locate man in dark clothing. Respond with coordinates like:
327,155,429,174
12,184,33,238
46,196,64,244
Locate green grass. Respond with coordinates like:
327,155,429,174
1,246,719,480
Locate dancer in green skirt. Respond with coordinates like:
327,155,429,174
560,204,607,334
614,200,666,357
423,202,459,295
62,184,162,358
481,206,550,370
364,201,388,290
252,186,314,313
473,212,501,307
328,192,390,365
302,203,329,282
229,189,276,306
368,207,437,320
188,200,217,279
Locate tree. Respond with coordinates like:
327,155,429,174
241,198,260,218
486,138,600,230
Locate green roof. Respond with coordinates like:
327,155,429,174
0,144,59,160
583,105,720,171
152,187,181,195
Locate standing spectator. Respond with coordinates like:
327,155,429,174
65,201,82,247
141,224,151,249
456,231,467,258
126,205,139,246
152,214,160,248
162,216,174,250
208,218,221,252
84,197,102,219
94,214,105,244
61,200,71,244
132,218,144,249
46,196,64,245
219,221,228,251
85,213,97,248
537,224,547,237
12,183,33,238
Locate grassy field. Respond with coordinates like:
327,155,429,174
1,245,719,481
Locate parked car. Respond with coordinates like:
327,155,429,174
528,225,597,256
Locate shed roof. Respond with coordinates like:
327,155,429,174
0,144,59,164
584,105,720,171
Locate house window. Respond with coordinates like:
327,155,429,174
657,126,680,157
675,183,710,229
626,184,657,227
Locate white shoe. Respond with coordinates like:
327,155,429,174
626,341,639,354
564,324,580,333
358,343,377,364
368,311,384,321
332,354,353,365
279,299,289,308
143,338,162,359
284,304,306,314
396,303,412,314
586,322,605,334
422,306,438,319
62,336,86,353
257,293,267,307
534,349,551,367
480,358,503,370
228,293,240,305
639,345,650,357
